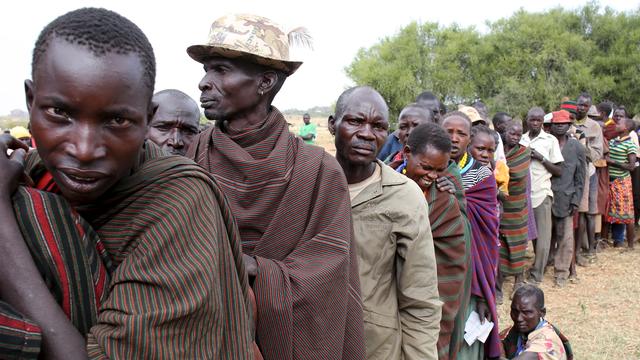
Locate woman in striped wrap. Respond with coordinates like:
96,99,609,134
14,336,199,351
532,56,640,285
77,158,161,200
497,121,530,301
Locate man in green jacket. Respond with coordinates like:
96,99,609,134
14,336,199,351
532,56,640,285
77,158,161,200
329,86,441,360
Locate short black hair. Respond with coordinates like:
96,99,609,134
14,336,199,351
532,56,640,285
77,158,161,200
335,86,388,120
577,92,592,102
513,284,545,310
32,8,156,93
416,91,439,103
471,124,496,142
442,111,472,126
407,122,451,155
493,112,511,126
527,107,545,119
597,102,613,117
399,103,434,123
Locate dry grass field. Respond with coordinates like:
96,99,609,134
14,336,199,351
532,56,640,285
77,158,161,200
289,115,640,359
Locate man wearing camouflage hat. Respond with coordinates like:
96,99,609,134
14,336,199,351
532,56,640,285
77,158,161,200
186,14,365,360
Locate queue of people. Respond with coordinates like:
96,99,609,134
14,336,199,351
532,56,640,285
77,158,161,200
1,7,635,360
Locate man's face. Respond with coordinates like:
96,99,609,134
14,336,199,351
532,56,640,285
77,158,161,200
403,145,449,192
576,96,592,120
469,132,496,167
148,95,200,156
504,124,523,147
397,108,432,146
526,113,544,134
25,39,150,206
510,295,544,335
303,114,310,125
551,122,571,137
330,90,389,167
198,57,261,121
493,116,512,135
442,116,471,161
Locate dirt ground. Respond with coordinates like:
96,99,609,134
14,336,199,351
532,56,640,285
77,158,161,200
292,115,640,359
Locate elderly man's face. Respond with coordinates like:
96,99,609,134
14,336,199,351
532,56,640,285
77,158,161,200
198,57,262,121
330,90,389,167
148,94,200,156
510,295,544,335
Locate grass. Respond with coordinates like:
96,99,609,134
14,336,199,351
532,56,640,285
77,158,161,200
293,117,640,359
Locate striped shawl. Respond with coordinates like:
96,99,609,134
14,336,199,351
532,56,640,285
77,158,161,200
24,142,253,359
188,107,366,360
500,145,530,275
465,174,501,358
1,187,111,359
424,180,467,360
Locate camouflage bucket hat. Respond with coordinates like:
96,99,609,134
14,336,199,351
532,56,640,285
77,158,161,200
187,14,310,76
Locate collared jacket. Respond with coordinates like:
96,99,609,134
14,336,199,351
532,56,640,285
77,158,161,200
551,137,586,218
351,160,442,360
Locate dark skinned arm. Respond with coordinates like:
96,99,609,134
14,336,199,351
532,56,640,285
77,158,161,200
606,153,637,172
300,133,315,141
531,149,562,177
0,135,87,360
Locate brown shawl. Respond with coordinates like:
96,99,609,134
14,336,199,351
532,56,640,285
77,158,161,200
188,107,365,360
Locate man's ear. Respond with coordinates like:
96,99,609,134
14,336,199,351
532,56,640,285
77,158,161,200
540,307,546,318
24,80,35,114
259,70,279,95
148,100,159,126
328,115,337,136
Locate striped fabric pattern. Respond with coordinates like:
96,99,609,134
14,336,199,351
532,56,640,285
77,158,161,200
463,173,501,358
460,157,494,190
443,162,473,360
424,178,468,360
499,145,531,275
26,142,253,359
608,136,637,178
188,107,366,360
0,302,42,359
1,186,111,359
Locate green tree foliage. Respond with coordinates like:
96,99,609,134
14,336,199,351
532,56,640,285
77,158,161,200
346,2,640,123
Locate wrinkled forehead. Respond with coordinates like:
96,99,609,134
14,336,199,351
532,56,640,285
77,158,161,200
340,97,389,121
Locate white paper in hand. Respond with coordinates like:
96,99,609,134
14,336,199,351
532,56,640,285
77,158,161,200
463,310,494,346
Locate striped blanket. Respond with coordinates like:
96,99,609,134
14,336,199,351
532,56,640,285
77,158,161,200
500,145,531,275
20,142,253,359
425,177,468,360
188,107,366,360
0,187,111,359
466,174,501,358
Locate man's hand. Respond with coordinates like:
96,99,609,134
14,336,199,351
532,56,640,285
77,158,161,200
0,134,29,199
530,148,544,162
243,254,258,278
436,176,456,194
476,300,492,324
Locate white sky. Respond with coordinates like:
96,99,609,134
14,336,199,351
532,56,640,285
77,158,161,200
0,0,636,115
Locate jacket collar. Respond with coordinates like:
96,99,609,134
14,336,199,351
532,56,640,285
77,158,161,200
351,160,407,207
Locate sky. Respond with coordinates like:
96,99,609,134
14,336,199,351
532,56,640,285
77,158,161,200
0,0,636,116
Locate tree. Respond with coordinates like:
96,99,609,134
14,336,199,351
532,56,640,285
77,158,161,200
346,3,640,120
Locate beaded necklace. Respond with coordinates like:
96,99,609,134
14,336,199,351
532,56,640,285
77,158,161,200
458,152,469,170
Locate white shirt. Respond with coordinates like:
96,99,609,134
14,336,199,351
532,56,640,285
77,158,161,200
520,130,564,208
